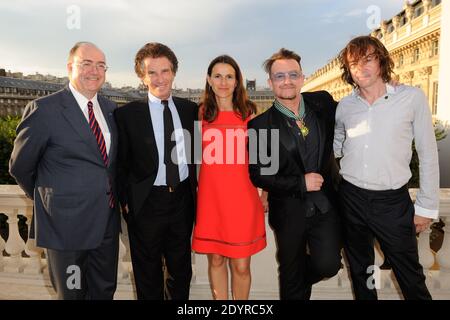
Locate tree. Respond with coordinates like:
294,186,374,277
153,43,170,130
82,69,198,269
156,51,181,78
0,116,20,184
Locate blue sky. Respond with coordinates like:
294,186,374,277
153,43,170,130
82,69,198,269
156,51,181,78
0,0,405,89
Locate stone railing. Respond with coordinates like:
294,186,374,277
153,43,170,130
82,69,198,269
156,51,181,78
1,185,449,299
0,185,133,299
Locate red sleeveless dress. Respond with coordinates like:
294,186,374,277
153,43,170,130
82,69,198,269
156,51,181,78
192,111,266,258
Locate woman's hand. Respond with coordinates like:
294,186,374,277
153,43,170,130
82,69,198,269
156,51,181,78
259,190,268,212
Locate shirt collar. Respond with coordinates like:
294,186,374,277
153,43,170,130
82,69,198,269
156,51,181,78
147,91,173,106
385,83,396,95
69,82,98,108
351,82,396,99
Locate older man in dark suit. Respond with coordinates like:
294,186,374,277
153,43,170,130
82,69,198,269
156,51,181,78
9,42,120,299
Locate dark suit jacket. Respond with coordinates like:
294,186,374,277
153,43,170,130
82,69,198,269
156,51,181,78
114,96,198,216
247,91,340,228
9,87,120,250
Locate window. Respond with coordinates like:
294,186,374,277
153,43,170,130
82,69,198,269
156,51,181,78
387,23,394,33
431,40,439,57
432,0,441,8
432,82,439,115
414,5,424,18
413,48,420,62
399,15,407,26
398,54,404,66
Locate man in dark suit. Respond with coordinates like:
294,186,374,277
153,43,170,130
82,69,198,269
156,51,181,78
9,42,120,299
248,48,342,300
114,42,198,300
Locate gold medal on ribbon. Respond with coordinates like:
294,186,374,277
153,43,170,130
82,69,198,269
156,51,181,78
297,119,309,137
300,125,309,137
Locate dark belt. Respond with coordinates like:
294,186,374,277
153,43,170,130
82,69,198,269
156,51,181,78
152,178,189,193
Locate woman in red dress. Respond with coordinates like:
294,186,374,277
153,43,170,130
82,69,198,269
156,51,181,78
192,55,267,300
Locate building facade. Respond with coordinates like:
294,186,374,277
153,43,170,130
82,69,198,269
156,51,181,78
303,0,442,116
0,76,146,116
1,76,275,117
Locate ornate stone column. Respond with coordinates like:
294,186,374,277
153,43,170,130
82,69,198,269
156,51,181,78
437,0,450,186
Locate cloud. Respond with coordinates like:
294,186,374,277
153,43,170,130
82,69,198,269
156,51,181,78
0,0,407,88
345,8,365,17
320,7,364,24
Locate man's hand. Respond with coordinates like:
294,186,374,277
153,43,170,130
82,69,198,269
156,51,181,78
414,215,432,233
305,173,324,192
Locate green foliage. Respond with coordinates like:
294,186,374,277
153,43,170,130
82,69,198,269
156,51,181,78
409,120,448,188
0,116,27,241
0,116,21,184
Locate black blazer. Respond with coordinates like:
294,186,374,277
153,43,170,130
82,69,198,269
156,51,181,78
114,96,198,216
247,91,340,226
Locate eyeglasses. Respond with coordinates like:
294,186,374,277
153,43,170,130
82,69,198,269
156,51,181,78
75,61,108,72
271,71,303,82
348,53,377,70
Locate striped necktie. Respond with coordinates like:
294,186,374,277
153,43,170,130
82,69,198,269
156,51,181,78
87,101,114,208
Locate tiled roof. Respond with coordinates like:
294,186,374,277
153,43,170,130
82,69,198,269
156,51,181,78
0,76,63,91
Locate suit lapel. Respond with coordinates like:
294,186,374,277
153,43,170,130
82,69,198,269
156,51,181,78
98,96,116,168
173,97,188,130
270,106,305,171
173,97,193,164
303,94,326,170
60,88,104,166
139,97,159,167
315,112,326,169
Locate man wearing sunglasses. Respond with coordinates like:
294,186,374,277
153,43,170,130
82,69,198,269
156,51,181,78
335,36,438,300
9,42,120,299
248,48,342,299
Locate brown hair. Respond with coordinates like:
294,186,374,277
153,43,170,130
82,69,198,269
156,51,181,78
134,42,178,78
201,55,256,122
339,36,394,87
263,48,302,74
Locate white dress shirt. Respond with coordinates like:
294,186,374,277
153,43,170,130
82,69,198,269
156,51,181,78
147,92,189,186
69,83,111,154
334,84,439,219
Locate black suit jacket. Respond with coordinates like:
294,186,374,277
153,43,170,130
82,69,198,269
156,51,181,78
114,96,198,216
248,91,340,227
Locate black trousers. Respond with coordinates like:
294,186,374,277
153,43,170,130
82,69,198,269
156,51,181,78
46,210,120,300
127,179,194,300
339,180,432,300
271,207,342,300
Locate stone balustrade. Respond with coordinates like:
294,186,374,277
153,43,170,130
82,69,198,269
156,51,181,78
1,185,449,299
